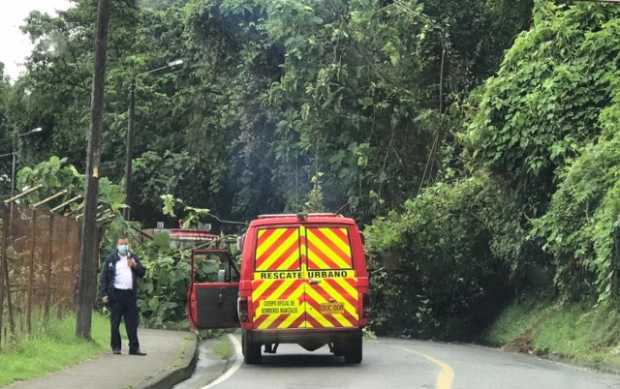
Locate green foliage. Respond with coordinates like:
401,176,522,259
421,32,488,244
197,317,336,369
365,173,518,339
462,2,620,304
466,2,620,215
532,89,620,302
134,236,192,328
160,194,211,228
303,172,325,212
15,155,125,213
3,0,533,225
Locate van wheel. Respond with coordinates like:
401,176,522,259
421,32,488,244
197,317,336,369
242,331,261,364
344,335,362,364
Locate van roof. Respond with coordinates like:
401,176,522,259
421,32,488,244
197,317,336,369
250,213,356,227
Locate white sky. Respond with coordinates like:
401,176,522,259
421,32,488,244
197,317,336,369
0,0,72,80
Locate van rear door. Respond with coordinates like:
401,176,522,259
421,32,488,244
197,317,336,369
303,226,359,329
251,227,306,330
188,249,240,329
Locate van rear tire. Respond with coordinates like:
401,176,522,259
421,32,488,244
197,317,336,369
344,335,362,364
242,331,261,364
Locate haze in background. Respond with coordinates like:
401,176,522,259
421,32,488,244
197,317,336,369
0,0,72,80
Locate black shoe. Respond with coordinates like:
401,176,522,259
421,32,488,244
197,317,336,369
129,350,147,356
112,349,121,355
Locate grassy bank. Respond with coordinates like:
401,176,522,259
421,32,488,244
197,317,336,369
482,299,620,370
0,313,108,387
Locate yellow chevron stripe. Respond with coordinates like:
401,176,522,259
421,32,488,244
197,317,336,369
269,279,297,300
256,228,287,258
307,246,332,270
305,287,352,327
280,249,301,270
299,227,307,262
257,231,299,271
305,305,333,328
333,277,358,301
277,287,306,328
320,228,351,257
257,313,280,329
277,311,304,329
258,229,266,238
251,280,273,302
316,281,358,319
307,230,350,269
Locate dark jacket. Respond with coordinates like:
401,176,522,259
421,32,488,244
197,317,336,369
99,251,146,301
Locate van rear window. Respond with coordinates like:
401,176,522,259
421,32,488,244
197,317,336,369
306,227,352,270
255,227,301,271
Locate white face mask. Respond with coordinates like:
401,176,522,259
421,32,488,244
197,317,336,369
117,244,129,256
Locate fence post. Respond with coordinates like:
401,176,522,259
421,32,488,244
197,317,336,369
3,204,15,336
614,224,620,299
27,209,36,334
58,217,71,320
45,212,54,323
0,206,7,349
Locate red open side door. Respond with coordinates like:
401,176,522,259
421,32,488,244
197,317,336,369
188,248,240,329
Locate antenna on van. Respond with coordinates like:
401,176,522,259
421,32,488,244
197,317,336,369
297,212,308,221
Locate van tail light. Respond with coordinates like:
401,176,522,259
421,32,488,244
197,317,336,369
237,297,250,323
362,293,370,319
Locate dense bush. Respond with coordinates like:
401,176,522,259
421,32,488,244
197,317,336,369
533,85,620,302
465,2,620,215
464,3,620,304
133,234,192,328
364,174,521,339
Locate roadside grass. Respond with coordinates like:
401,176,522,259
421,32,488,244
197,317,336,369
481,300,548,347
212,336,233,360
0,312,108,387
482,299,620,369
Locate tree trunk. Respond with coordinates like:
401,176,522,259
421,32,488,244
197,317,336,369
76,0,111,339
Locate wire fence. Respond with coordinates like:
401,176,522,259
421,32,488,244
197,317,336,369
0,203,82,349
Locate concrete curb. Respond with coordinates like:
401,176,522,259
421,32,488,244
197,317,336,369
138,332,199,389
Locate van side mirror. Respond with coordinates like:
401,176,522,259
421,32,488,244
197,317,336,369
217,269,226,282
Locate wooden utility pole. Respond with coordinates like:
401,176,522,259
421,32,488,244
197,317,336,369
76,0,111,339
124,79,135,221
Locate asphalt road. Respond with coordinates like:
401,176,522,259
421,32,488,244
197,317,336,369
188,336,620,389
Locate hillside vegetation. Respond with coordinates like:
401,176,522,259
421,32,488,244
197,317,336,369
365,1,620,340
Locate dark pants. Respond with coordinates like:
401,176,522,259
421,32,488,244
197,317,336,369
109,288,139,352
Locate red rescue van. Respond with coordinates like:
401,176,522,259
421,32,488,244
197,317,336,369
187,213,370,364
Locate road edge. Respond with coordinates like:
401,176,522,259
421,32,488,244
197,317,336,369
475,339,620,376
199,333,243,389
138,331,199,389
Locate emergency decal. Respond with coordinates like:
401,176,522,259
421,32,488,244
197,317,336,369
252,225,360,330
305,277,359,329
304,226,359,329
306,227,353,270
253,269,354,280
251,278,306,329
255,227,301,271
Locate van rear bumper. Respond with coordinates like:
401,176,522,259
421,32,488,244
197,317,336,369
246,328,362,344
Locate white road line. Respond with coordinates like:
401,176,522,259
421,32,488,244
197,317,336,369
201,334,243,389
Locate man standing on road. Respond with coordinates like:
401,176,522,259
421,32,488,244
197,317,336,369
99,237,147,356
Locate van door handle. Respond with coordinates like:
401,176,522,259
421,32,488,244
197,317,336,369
309,279,321,285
